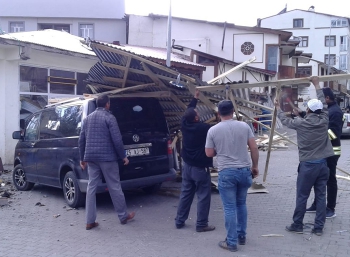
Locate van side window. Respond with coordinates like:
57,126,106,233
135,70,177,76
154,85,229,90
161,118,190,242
56,104,82,137
24,114,40,141
39,109,62,139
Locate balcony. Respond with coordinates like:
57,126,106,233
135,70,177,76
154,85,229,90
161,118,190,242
278,65,295,79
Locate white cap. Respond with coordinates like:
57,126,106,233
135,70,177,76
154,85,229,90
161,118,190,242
307,99,323,112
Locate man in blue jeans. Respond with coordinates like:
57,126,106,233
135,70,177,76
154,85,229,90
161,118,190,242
205,100,259,252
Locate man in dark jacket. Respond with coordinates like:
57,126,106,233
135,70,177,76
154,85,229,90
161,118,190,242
175,89,215,232
79,94,135,230
306,87,343,218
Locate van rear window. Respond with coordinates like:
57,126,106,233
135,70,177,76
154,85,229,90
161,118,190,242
110,98,168,133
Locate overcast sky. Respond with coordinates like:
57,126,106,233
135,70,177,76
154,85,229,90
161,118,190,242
125,0,350,27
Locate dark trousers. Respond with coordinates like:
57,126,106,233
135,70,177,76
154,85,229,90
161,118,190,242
310,155,339,211
175,162,211,228
293,162,329,230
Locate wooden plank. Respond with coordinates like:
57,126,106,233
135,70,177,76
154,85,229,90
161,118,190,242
233,96,273,111
122,57,132,88
102,61,128,71
197,74,350,91
263,87,281,182
187,82,217,112
141,62,187,110
103,76,124,83
229,91,242,120
96,83,156,96
109,91,171,98
93,43,197,83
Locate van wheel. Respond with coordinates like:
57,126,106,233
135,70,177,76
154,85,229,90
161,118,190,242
13,164,35,191
143,183,162,194
63,171,85,208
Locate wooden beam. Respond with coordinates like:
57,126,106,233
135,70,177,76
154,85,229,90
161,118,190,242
229,91,242,120
141,62,187,110
197,74,350,91
103,76,124,83
109,91,171,98
233,96,273,111
263,87,281,182
122,57,132,88
187,82,217,112
92,43,197,83
208,56,256,84
102,61,128,71
96,83,156,96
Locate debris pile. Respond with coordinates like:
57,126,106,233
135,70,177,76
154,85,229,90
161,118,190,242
255,134,289,151
0,169,15,207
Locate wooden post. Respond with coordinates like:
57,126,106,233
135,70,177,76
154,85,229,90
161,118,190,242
263,87,281,182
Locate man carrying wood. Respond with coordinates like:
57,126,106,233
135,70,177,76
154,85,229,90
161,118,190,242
205,100,259,252
175,89,215,233
275,76,333,236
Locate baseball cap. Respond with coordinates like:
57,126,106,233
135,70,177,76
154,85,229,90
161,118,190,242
307,99,323,112
218,100,234,115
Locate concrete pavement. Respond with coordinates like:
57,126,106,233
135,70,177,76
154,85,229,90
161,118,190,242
1,134,350,257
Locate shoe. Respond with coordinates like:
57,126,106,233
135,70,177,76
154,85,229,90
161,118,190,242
218,240,237,252
312,228,323,236
285,224,303,234
86,222,99,230
238,236,246,245
120,212,135,224
196,225,215,232
326,208,336,219
306,205,316,213
176,223,185,229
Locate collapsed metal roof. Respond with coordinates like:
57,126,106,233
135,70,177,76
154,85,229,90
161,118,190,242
87,41,263,132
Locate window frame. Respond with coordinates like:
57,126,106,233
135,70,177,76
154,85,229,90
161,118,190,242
297,66,312,76
325,35,336,47
324,54,336,66
38,23,70,33
9,21,25,33
339,54,348,70
293,19,304,28
78,23,94,39
298,36,308,47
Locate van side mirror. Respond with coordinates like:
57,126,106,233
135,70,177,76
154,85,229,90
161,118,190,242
20,119,26,129
12,131,23,140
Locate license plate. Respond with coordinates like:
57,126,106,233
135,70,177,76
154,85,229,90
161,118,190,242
126,147,150,157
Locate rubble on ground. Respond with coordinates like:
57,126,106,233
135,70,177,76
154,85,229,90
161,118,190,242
255,134,289,151
0,169,16,207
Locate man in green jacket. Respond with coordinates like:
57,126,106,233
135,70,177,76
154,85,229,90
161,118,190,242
275,76,333,236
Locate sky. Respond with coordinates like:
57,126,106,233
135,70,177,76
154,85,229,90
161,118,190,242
125,0,350,27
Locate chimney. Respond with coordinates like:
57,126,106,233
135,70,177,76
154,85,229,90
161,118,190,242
112,41,120,45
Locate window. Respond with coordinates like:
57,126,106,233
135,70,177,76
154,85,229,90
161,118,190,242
77,73,89,95
24,114,40,141
9,22,25,32
340,36,348,51
56,105,83,137
293,19,303,28
49,69,76,95
331,19,348,27
266,46,279,72
297,66,312,76
20,66,48,93
38,24,70,33
340,55,348,70
325,36,336,47
298,37,308,47
325,54,336,66
79,24,94,39
39,109,62,139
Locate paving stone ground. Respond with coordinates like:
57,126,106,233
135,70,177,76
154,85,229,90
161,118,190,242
1,130,350,257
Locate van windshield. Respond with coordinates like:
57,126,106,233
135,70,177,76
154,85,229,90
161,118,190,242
110,98,168,133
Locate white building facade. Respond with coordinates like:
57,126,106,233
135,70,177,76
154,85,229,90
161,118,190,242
260,9,350,86
0,30,98,164
0,0,126,43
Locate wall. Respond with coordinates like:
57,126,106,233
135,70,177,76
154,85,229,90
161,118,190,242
0,46,97,164
128,15,281,70
0,17,126,43
0,0,125,19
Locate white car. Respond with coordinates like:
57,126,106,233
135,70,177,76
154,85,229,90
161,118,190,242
342,113,350,137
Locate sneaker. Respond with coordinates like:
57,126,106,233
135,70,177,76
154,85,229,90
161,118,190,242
326,208,336,219
306,205,316,213
218,240,238,252
312,228,323,236
238,236,246,245
285,224,303,234
196,225,215,232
